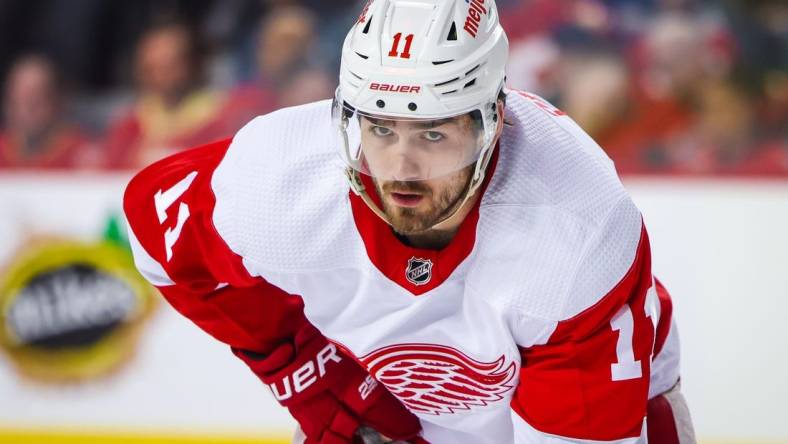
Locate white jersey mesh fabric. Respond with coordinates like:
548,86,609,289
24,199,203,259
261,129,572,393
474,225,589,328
473,91,641,323
212,100,362,275
212,92,643,323
212,91,644,323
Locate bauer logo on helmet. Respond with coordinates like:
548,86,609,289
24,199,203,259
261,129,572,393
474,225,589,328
369,83,421,94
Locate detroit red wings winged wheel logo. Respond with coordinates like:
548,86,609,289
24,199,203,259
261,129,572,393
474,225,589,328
360,344,516,415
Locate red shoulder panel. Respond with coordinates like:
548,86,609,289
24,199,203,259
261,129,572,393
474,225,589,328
124,138,255,289
124,139,308,353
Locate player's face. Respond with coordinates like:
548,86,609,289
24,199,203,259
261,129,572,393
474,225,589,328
361,115,479,234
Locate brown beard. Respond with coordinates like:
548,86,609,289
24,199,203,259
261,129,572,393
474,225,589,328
375,165,474,235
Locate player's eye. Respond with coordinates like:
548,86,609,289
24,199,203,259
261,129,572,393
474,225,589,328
371,126,393,137
423,131,445,142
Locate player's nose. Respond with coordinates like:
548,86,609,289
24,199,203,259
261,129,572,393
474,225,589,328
390,152,423,182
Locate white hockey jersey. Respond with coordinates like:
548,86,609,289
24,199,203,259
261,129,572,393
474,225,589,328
124,91,681,443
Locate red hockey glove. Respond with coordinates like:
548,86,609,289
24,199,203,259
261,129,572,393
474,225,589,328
233,324,421,444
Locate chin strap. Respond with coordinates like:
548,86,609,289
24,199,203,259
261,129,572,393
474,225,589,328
346,167,390,223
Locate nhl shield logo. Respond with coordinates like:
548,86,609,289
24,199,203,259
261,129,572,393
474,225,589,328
406,257,433,286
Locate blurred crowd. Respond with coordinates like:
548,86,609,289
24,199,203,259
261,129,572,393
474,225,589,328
0,0,785,175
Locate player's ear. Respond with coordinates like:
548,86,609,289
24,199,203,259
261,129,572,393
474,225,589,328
494,98,506,138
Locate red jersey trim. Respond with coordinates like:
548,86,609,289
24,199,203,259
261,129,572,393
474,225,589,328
349,146,500,296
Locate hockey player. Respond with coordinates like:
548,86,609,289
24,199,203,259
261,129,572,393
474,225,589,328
123,1,695,443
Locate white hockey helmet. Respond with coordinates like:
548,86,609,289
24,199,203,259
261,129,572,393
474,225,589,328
333,0,508,226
